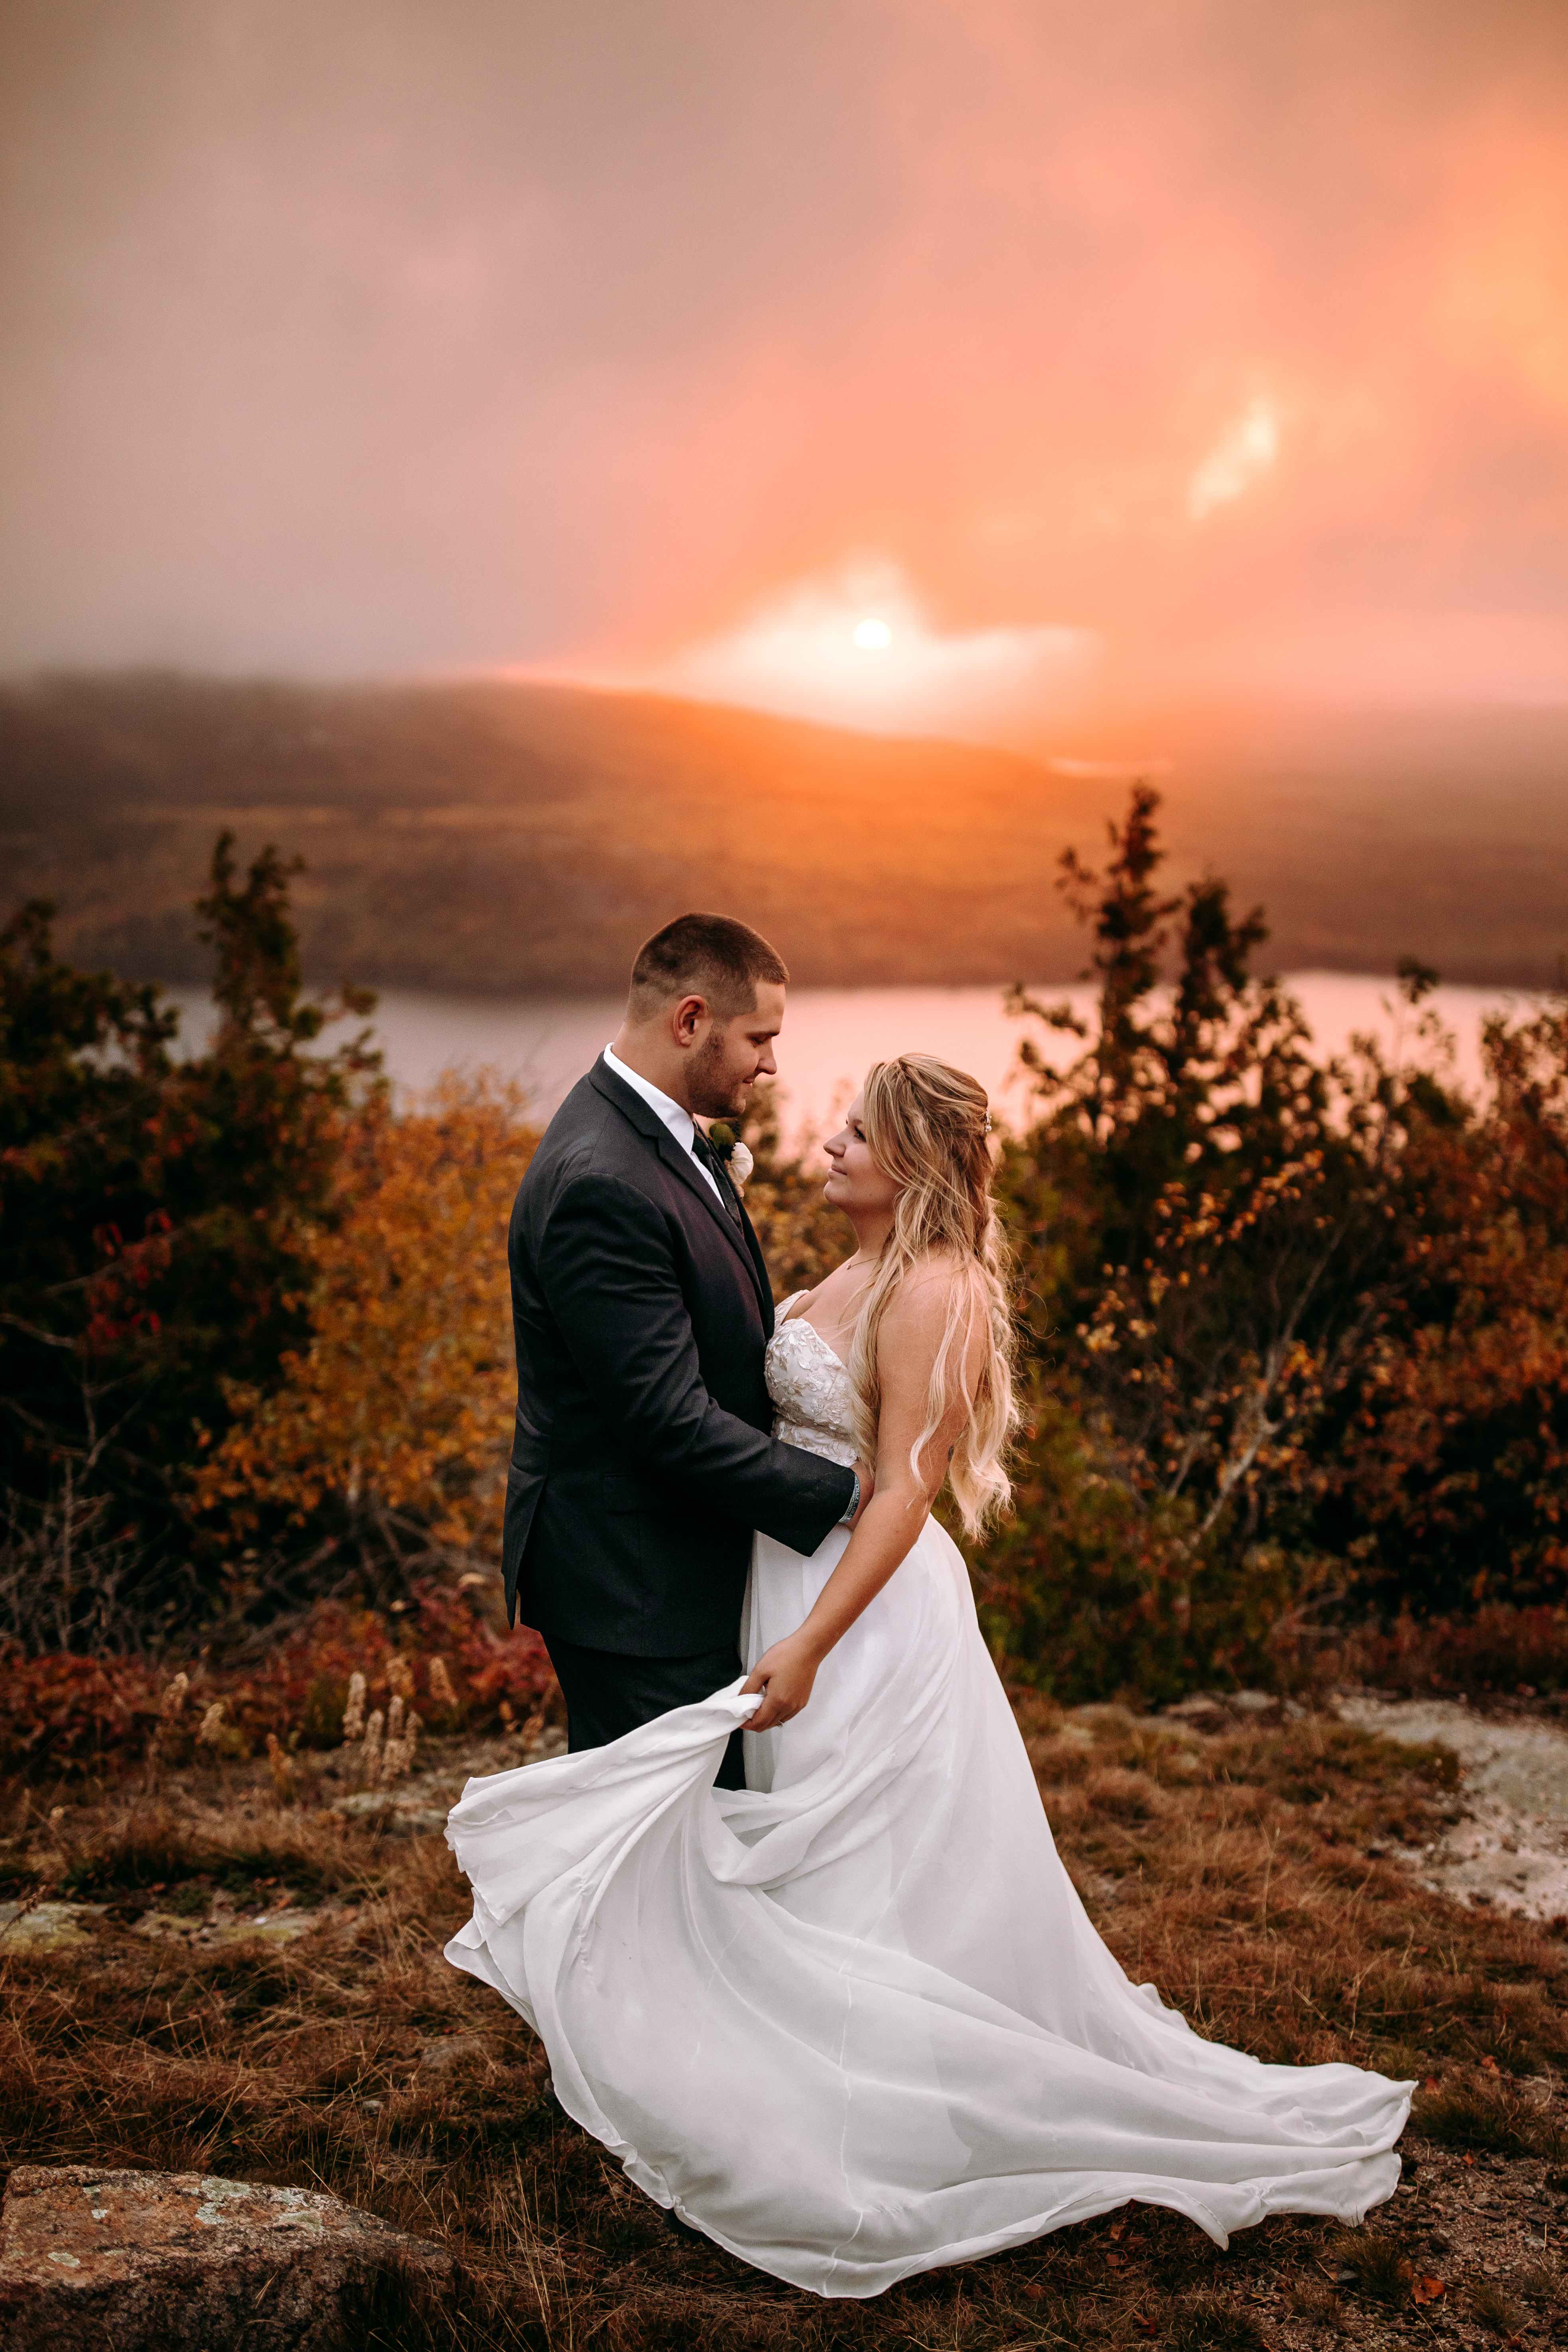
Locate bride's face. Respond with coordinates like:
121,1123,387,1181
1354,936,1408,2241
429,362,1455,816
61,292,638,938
823,1091,900,1221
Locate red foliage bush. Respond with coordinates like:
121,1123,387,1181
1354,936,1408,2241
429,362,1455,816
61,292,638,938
226,1578,559,1752
0,1580,558,1776
1330,1603,1568,1699
0,1651,163,1772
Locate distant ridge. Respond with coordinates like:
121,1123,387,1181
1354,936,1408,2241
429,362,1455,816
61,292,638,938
2,672,1567,994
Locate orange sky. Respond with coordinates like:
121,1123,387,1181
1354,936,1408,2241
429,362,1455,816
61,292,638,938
2,0,1566,743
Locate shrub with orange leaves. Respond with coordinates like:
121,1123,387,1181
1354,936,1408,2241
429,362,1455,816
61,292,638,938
195,1075,537,1550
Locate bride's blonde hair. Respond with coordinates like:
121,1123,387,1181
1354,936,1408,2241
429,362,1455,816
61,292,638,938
846,1054,1018,1537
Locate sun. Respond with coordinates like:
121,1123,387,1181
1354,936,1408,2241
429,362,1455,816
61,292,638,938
852,617,892,650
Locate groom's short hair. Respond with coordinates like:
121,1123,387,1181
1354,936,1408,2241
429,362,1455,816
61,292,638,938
629,913,788,1021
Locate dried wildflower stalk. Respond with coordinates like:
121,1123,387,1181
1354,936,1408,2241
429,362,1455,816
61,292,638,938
388,1654,415,1704
342,1671,367,1743
518,1700,549,1750
381,1709,422,1788
155,1672,189,1740
428,1655,458,1713
195,1700,226,1747
361,1708,385,1786
146,1671,190,1781
264,1732,297,1805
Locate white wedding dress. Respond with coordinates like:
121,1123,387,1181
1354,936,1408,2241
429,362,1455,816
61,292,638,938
444,1299,1411,2298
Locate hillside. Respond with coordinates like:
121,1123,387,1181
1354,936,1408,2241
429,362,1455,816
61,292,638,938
2,672,1568,992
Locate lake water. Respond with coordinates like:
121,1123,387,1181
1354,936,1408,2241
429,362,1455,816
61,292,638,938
167,973,1538,1146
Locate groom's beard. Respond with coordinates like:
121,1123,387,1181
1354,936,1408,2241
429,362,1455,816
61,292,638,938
688,1029,755,1121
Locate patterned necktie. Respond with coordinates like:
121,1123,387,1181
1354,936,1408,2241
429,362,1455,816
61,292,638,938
691,1127,742,1222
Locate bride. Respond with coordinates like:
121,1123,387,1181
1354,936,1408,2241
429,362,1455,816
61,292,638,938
445,1052,1411,2299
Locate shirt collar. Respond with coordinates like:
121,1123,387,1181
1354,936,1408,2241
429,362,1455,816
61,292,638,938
601,1043,696,1151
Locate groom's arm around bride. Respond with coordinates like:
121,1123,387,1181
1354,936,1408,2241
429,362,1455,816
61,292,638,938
503,913,861,1786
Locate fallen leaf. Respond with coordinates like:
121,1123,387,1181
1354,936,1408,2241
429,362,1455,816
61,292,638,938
1411,2275,1446,2306
1482,2055,1501,2074
1021,2283,1043,2302
1109,2216,1127,2241
1105,2251,1126,2269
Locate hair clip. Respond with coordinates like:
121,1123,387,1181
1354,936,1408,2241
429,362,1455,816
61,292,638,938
982,1113,993,1134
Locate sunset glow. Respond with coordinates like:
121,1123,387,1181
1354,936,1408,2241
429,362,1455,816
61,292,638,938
658,557,1098,737
0,1,1565,737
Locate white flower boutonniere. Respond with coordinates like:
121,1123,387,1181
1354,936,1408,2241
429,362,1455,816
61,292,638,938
706,1123,754,1190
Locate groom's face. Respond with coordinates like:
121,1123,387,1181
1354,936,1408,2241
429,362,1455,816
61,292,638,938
687,981,786,1120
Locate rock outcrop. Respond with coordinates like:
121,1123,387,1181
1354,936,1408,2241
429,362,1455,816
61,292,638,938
0,2165,454,2350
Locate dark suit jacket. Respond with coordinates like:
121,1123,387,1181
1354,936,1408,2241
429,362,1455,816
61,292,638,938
503,1056,855,1655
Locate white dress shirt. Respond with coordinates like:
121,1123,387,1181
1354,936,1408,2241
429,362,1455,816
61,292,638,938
601,1044,724,1204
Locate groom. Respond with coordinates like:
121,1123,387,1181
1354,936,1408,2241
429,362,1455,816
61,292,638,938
503,912,863,1787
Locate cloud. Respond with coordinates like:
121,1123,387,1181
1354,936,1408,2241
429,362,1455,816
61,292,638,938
651,556,1098,737
1188,399,1281,520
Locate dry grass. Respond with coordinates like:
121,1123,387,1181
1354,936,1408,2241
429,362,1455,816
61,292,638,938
4,1700,1568,2347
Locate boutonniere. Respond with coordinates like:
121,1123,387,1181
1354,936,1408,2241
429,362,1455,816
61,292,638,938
705,1122,754,1189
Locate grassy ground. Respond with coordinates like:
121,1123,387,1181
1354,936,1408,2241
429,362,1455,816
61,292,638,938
4,1698,1568,2348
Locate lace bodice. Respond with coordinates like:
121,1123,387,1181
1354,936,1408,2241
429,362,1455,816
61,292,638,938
765,1294,857,1467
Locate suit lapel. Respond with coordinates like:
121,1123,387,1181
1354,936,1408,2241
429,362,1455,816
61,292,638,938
589,1059,772,1318
652,1129,772,1316
738,1204,776,1336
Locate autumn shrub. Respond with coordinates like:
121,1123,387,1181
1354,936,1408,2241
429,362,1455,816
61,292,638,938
969,790,1411,1696
1329,1603,1568,1697
980,787,1568,1696
0,835,379,1630
1321,998,1568,1613
235,1578,557,1753
0,1647,163,1774
0,1580,556,1776
972,1394,1311,1704
0,841,560,1769
195,1073,536,1558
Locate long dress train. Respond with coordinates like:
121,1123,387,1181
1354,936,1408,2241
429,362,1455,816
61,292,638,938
444,1303,1411,2298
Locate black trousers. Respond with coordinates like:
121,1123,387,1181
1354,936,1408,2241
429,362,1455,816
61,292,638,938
543,1634,747,1790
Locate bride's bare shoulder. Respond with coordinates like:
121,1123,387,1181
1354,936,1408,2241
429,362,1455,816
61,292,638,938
878,1252,968,1344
